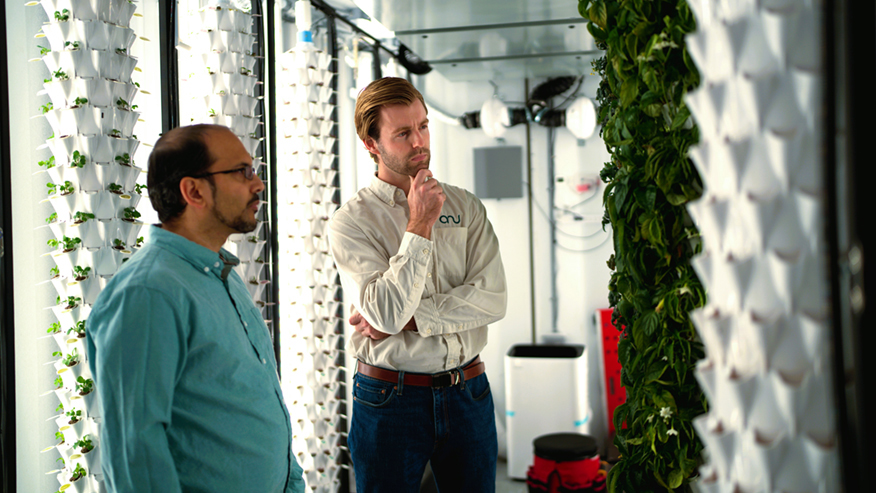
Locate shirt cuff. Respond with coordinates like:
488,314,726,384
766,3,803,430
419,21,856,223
399,231,433,265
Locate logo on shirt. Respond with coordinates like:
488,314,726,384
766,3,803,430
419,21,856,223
439,214,461,225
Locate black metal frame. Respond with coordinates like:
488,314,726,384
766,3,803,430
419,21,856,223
159,0,179,132
825,0,874,491
0,2,18,491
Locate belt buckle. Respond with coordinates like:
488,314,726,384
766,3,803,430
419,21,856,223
431,369,461,388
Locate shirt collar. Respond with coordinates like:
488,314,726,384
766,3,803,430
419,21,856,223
369,175,407,207
147,225,240,280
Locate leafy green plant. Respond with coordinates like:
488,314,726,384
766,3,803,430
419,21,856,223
70,463,86,482
108,182,123,194
70,150,86,168
67,320,86,338
62,348,79,367
208,108,217,117
135,236,144,248
49,266,60,278
72,97,88,106
72,265,91,280
135,183,147,195
54,9,70,21
39,155,55,169
109,128,122,138
247,235,258,243
53,180,74,195
64,40,80,51
56,457,65,468
47,322,62,334
58,296,82,309
39,102,53,114
55,430,65,444
116,47,127,55
123,207,141,221
75,376,93,396
53,375,63,389
38,45,51,56
53,68,69,81
115,153,131,166
116,97,130,110
72,211,94,223
578,0,707,491
74,435,94,453
47,236,81,251
65,407,82,424
112,238,126,250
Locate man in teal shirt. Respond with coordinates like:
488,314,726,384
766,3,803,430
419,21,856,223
87,124,305,492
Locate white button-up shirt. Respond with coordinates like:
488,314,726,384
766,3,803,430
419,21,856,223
328,176,507,373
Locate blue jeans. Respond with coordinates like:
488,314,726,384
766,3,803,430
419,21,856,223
348,367,498,492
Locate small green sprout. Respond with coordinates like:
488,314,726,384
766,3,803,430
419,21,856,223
47,322,61,334
112,238,126,250
116,48,127,55
62,349,79,367
53,68,69,81
67,320,86,337
64,41,80,51
109,129,122,138
75,376,93,395
72,265,91,280
70,151,86,168
59,180,74,195
38,45,51,56
72,97,88,106
108,182,122,193
55,431,64,443
54,9,70,22
73,435,94,453
38,156,55,169
39,102,53,114
70,463,86,481
115,153,131,166
134,183,147,195
123,207,141,220
116,97,130,110
72,211,94,223
49,266,60,278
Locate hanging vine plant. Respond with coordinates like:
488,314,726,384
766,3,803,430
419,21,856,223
578,0,708,491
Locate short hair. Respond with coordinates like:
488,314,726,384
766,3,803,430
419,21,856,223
354,77,427,163
146,124,226,223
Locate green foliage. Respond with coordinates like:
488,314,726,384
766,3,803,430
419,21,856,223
135,183,147,195
65,407,82,422
116,97,130,110
48,322,61,334
59,180,75,195
70,151,86,168
113,238,126,249
54,375,63,389
54,9,70,22
116,48,127,55
49,266,60,278
55,431,64,443
73,211,94,223
123,207,141,220
38,45,51,56
74,435,94,453
578,0,707,491
67,320,86,337
75,376,94,395
72,265,91,279
115,153,131,166
73,97,88,106
39,102,53,114
62,348,79,367
64,41,80,51
39,155,56,169
71,463,87,481
59,296,81,308
109,128,122,138
53,68,69,81
48,235,81,251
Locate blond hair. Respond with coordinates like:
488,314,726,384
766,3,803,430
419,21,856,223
354,77,427,163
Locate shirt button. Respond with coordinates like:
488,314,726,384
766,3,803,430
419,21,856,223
426,329,432,335
261,358,267,364
427,272,432,278
389,200,395,206
244,321,248,327
214,261,220,268
422,249,428,255
414,283,419,288
203,266,210,272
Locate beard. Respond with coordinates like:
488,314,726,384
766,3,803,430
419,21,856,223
213,194,260,234
377,143,431,177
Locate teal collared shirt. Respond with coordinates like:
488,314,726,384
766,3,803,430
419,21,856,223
87,225,304,493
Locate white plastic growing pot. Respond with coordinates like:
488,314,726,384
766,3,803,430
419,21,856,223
71,163,101,192
68,216,102,248
232,9,251,34
110,0,136,27
45,106,102,139
39,0,97,21
240,135,261,156
41,20,87,55
115,218,143,247
109,136,139,168
109,80,138,110
116,163,141,191
69,443,101,479
199,7,235,32
107,23,136,52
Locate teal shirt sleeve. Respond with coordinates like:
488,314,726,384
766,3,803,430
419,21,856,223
87,287,187,493
287,454,305,493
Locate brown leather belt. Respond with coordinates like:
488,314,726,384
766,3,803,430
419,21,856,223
356,356,484,388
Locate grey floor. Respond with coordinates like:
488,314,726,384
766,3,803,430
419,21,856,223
495,459,528,493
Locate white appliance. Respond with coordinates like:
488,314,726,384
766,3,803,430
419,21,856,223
504,344,590,479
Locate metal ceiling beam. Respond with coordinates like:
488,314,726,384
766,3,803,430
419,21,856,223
427,50,601,65
396,17,587,36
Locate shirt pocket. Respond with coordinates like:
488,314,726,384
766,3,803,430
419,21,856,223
433,227,467,288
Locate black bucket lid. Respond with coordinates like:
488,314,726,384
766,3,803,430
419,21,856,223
533,433,598,462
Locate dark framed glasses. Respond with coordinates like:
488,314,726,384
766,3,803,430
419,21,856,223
192,166,256,180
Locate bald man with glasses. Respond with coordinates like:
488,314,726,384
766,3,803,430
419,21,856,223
87,124,305,493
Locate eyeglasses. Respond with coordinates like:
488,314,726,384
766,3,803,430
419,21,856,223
192,166,256,180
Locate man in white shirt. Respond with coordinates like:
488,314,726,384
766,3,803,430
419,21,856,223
328,77,507,492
